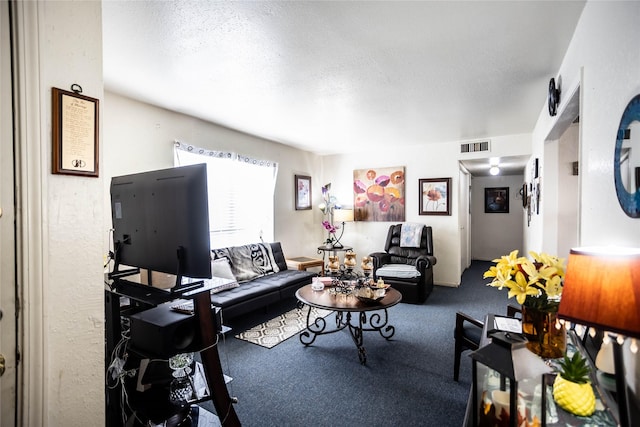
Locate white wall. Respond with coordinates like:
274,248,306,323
322,140,461,286
102,92,324,259
528,1,640,252
321,134,531,287
12,1,105,425
470,174,525,261
527,0,640,411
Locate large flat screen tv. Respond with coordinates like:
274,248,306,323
110,164,212,289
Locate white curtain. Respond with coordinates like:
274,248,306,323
174,141,278,248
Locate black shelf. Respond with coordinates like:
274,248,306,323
105,279,240,426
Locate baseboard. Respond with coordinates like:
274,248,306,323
435,282,460,288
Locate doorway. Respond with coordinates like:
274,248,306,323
459,155,528,263
543,81,581,257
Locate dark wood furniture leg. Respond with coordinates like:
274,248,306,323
105,290,123,426
193,291,241,426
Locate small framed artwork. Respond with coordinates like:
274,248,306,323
52,87,99,177
485,187,509,213
294,175,312,210
419,178,451,215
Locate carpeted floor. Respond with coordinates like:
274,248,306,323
202,260,510,426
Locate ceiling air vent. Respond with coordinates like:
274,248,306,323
460,140,490,153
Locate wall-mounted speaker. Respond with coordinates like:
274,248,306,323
129,302,220,358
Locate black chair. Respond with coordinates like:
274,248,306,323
507,304,522,318
453,305,522,382
453,312,484,382
369,224,436,304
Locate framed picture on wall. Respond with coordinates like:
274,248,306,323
419,178,451,215
294,175,312,210
52,87,100,177
484,187,509,213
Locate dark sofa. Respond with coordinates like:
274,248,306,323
209,242,315,320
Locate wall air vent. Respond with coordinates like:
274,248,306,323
460,140,490,153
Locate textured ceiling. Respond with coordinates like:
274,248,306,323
102,1,585,160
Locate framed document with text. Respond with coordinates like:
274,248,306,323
52,87,99,177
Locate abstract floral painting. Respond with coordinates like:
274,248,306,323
419,178,451,215
353,166,405,222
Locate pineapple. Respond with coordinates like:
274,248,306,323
552,352,596,417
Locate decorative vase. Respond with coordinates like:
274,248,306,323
361,256,373,277
328,255,340,273
521,305,566,359
344,251,357,269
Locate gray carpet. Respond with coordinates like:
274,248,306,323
205,260,510,426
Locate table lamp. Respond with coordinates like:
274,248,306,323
331,208,354,248
559,246,640,427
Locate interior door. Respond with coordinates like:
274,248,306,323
0,1,18,425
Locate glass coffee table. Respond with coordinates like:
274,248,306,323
295,284,402,364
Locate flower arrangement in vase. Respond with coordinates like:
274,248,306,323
318,183,343,247
484,250,567,358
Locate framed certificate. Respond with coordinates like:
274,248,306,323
52,87,99,177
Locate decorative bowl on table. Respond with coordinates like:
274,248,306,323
374,279,391,290
353,286,386,304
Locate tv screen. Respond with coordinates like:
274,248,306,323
110,164,212,286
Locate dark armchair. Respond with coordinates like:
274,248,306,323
453,305,522,381
453,312,483,382
369,224,437,304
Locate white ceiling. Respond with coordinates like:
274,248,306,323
102,0,585,171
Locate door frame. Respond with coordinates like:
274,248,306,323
1,1,18,425
458,165,471,272
7,1,48,424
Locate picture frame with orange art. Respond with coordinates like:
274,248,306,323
419,178,451,216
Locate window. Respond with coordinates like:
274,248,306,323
174,141,278,248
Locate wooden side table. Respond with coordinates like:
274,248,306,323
286,256,324,275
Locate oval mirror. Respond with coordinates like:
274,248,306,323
614,94,640,218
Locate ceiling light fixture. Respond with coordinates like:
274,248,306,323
489,166,500,176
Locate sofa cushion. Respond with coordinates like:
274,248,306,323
376,264,421,279
251,269,314,292
209,278,280,308
212,243,280,283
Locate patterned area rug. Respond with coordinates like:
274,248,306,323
235,306,332,349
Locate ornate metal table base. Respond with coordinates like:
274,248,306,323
297,301,396,364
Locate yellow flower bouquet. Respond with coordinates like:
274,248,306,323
483,250,565,311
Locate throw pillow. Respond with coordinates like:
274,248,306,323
211,257,236,280
212,243,280,283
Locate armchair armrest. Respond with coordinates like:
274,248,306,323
369,251,391,271
455,311,484,332
416,255,436,271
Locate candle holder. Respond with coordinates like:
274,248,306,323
361,256,373,278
